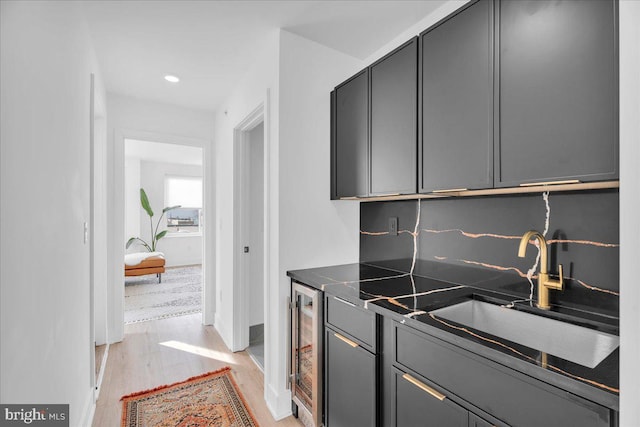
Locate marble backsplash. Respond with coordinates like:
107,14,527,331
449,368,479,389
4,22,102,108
360,190,619,317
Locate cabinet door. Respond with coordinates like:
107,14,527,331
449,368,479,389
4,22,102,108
469,413,496,427
392,368,468,427
496,0,618,186
334,70,369,198
325,328,377,427
420,0,493,193
394,323,611,427
370,38,418,196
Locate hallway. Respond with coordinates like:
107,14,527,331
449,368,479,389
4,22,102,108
93,314,300,426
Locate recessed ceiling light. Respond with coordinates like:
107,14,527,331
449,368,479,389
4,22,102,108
164,75,180,83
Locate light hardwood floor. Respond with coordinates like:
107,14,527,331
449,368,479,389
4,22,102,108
93,314,301,426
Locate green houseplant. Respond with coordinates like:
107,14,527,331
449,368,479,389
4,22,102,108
126,188,180,252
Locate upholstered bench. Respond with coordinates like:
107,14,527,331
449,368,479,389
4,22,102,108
125,252,166,283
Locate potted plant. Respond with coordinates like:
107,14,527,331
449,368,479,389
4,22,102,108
126,188,180,252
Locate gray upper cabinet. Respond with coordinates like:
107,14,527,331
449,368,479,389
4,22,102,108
370,38,418,196
331,39,418,199
495,0,618,187
331,0,618,198
420,0,493,193
332,70,369,199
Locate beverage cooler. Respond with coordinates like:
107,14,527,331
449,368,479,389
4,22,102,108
289,281,323,427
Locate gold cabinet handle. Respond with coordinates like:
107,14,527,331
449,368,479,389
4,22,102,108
374,192,401,197
334,333,359,348
431,188,468,193
402,373,446,401
520,179,580,187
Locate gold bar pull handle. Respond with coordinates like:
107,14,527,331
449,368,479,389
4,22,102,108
520,179,580,187
334,333,359,348
432,188,468,194
402,373,446,401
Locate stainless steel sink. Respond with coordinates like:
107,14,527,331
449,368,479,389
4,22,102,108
430,299,619,368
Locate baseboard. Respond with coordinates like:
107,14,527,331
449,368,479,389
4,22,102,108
78,387,96,427
214,313,233,352
265,383,292,421
247,351,264,373
95,344,110,398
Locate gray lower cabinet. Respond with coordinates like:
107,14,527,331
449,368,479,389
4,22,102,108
392,368,469,427
326,295,377,351
392,321,613,427
420,0,493,193
325,327,377,427
469,413,495,427
495,0,618,186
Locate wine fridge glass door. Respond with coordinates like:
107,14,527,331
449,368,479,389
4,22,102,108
291,282,322,427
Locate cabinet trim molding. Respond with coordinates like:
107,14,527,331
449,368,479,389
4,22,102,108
344,180,619,202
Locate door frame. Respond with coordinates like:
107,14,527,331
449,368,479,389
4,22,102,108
232,103,267,351
110,128,213,342
89,73,96,397
89,73,109,398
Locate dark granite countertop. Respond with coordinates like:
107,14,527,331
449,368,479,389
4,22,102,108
287,259,619,411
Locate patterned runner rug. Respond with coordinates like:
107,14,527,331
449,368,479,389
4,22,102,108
124,265,202,324
121,367,259,427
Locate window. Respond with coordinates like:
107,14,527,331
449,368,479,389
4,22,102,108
165,176,202,234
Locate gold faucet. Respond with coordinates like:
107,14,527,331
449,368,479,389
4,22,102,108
518,230,563,310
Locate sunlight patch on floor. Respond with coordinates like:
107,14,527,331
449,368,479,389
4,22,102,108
160,340,237,365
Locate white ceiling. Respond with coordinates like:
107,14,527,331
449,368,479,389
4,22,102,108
125,139,203,166
82,1,445,112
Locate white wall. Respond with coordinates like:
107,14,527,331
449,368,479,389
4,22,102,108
136,160,203,267
107,94,214,341
248,123,265,327
362,1,470,67
213,28,363,419
276,30,365,417
213,30,280,354
212,4,477,420
1,1,106,425
124,156,141,243
93,109,109,347
619,1,640,425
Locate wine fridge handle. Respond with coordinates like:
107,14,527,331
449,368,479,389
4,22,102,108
287,298,297,390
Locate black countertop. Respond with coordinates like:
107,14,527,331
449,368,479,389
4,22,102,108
287,259,619,411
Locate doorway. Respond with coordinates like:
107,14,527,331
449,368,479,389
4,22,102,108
232,103,268,361
244,122,265,370
110,128,213,344
123,139,204,324
90,73,109,398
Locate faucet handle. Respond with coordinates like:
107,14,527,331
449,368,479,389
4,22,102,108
549,264,564,290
